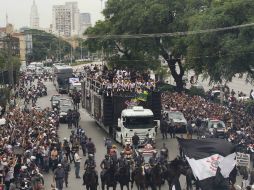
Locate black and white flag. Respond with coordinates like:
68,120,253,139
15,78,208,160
178,138,236,190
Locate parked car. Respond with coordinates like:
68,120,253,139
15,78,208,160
163,110,187,133
50,95,61,109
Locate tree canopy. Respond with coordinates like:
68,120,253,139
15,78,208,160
26,29,72,62
85,0,254,90
186,0,254,84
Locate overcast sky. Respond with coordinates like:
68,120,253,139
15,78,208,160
0,0,105,29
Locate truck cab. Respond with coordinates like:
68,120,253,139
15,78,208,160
115,106,157,145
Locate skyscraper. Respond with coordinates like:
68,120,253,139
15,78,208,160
52,2,80,37
79,13,91,36
30,0,39,29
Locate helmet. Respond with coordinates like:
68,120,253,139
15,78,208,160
31,156,36,160
21,165,27,170
112,145,117,149
89,154,94,158
57,164,62,167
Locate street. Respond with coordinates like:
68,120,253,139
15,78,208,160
35,74,184,189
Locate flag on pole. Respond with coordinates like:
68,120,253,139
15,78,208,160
177,138,236,190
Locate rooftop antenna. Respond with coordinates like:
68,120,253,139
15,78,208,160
6,13,8,25
100,0,103,10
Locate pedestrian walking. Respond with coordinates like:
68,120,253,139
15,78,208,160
53,164,65,190
62,157,71,187
74,149,81,178
160,118,168,139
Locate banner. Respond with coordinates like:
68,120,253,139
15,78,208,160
236,152,250,167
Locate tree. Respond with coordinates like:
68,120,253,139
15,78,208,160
26,29,71,62
86,0,208,91
186,0,254,84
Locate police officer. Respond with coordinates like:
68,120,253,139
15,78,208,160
149,151,158,167
117,151,128,168
132,133,140,149
160,143,169,160
100,154,111,179
66,110,73,129
84,154,96,170
160,117,168,139
86,138,96,155
80,132,87,156
84,154,98,185
63,138,72,163
134,152,144,168
61,157,70,187
54,164,65,190
105,138,112,154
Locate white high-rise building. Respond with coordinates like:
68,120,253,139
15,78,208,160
30,0,39,29
79,13,91,36
52,2,80,37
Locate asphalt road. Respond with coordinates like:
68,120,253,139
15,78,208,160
32,70,243,190
33,78,185,190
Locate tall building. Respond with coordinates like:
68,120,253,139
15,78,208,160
79,13,91,36
52,2,80,37
30,0,40,29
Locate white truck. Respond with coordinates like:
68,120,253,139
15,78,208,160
81,78,161,146
115,106,157,145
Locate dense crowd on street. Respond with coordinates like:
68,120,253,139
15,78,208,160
161,91,254,154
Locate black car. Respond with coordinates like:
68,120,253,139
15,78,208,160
50,95,61,109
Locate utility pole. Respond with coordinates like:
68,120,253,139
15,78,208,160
80,41,83,60
6,34,14,87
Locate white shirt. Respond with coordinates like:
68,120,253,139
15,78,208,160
74,153,81,163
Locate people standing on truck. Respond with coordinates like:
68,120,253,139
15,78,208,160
132,133,140,149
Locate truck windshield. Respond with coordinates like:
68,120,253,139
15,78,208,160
125,117,154,129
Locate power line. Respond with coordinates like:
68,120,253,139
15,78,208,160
86,22,254,39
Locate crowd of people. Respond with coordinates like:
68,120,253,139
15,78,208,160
83,64,157,95
161,91,254,153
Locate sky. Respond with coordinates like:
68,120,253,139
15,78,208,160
0,0,106,29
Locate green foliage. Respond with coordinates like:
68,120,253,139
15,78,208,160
26,29,71,62
86,0,254,88
188,86,206,97
0,87,10,106
186,0,254,83
244,100,254,115
157,83,175,92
